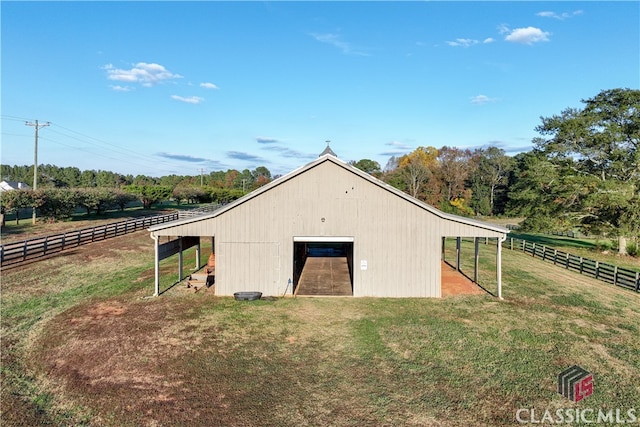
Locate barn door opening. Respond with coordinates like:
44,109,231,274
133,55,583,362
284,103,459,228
293,237,354,296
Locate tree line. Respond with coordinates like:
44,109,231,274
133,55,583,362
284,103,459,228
1,88,638,241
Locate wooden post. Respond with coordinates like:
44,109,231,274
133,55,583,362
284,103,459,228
595,261,599,279
456,237,461,271
613,266,618,286
635,272,639,292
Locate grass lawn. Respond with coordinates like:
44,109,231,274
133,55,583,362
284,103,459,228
1,231,639,426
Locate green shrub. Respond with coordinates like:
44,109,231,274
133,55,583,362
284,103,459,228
626,241,638,257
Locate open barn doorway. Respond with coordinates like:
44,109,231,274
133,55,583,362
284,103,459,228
293,237,354,296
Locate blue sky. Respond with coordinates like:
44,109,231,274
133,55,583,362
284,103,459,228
2,1,638,178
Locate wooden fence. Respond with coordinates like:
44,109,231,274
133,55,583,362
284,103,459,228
1,213,179,267
497,237,639,292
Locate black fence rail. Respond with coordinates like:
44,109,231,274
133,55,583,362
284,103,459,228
1,213,179,267
504,237,640,292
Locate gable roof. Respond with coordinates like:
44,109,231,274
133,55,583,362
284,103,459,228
149,155,509,235
319,144,337,157
0,181,31,192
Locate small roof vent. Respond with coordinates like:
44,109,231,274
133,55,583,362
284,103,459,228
319,141,337,157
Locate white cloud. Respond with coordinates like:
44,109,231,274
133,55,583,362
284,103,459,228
537,10,583,20
310,32,369,56
447,38,479,48
104,62,182,87
504,27,551,45
109,85,134,92
200,82,219,90
171,95,204,104
470,95,498,105
497,24,511,35
447,37,494,47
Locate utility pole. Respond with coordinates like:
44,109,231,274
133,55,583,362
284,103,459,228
25,120,50,224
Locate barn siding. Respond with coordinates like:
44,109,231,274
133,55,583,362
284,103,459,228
150,156,507,297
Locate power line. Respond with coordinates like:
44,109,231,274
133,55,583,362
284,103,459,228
2,115,219,178
2,116,189,176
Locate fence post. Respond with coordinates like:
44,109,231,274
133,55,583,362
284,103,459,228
636,272,639,292
542,245,546,261
23,241,27,261
613,266,618,286
579,257,584,274
532,243,535,257
565,252,569,269
43,236,48,255
553,249,557,265
510,238,513,250
595,261,599,279
522,239,525,252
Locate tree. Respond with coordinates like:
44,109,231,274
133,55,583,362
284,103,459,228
113,190,137,211
80,170,97,187
76,188,117,215
397,146,439,199
32,188,78,221
469,147,513,215
437,146,473,202
350,159,381,175
535,88,639,183
1,189,33,225
515,88,640,236
125,185,173,209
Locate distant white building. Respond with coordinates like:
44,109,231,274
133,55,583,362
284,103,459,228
0,180,31,192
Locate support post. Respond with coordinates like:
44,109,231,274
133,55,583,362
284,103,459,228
195,239,201,270
178,237,184,281
474,237,479,283
497,236,506,300
456,237,461,271
153,235,160,296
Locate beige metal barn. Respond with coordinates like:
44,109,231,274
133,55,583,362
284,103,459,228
148,153,509,298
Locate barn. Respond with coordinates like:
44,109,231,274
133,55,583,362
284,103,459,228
148,151,509,298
